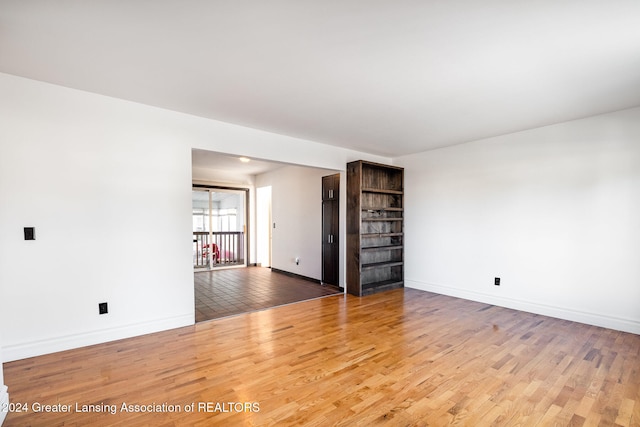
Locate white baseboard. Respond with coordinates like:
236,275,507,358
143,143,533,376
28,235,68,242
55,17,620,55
405,279,640,335
3,314,194,362
0,384,8,426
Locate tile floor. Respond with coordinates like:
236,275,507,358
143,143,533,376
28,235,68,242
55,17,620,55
194,266,342,322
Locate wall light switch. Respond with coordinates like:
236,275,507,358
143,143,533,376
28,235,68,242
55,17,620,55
24,227,35,240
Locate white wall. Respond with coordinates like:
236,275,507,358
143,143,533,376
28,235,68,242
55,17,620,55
0,343,7,426
256,166,345,285
0,73,387,361
395,107,640,334
0,75,196,361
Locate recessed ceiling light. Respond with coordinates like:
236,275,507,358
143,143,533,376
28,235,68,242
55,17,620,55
239,157,251,163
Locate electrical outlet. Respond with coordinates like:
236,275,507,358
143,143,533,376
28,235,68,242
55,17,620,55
494,277,501,286
24,227,35,240
99,302,108,314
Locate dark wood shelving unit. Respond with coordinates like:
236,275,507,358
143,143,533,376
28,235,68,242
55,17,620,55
347,160,404,296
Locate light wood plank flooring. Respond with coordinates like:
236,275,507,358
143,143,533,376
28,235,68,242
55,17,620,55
4,288,640,426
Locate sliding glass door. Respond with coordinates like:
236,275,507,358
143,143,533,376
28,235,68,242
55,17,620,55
192,188,247,270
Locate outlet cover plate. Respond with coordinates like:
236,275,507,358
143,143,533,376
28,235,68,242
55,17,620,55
99,302,108,315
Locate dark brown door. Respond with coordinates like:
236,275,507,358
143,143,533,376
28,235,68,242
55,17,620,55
322,174,340,286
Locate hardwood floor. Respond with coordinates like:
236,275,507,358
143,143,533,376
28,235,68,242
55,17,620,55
195,267,342,322
4,288,640,426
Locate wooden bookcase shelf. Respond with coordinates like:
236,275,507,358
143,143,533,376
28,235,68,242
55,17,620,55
362,261,404,269
347,160,404,296
362,188,404,195
362,244,404,251
361,232,403,238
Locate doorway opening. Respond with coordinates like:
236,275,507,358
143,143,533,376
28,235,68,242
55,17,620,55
192,187,248,270
191,149,344,323
256,186,272,268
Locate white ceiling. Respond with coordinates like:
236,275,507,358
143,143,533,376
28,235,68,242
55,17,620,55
2,1,640,157
192,149,286,176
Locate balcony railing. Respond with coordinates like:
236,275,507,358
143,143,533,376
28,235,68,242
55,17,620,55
193,231,245,269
